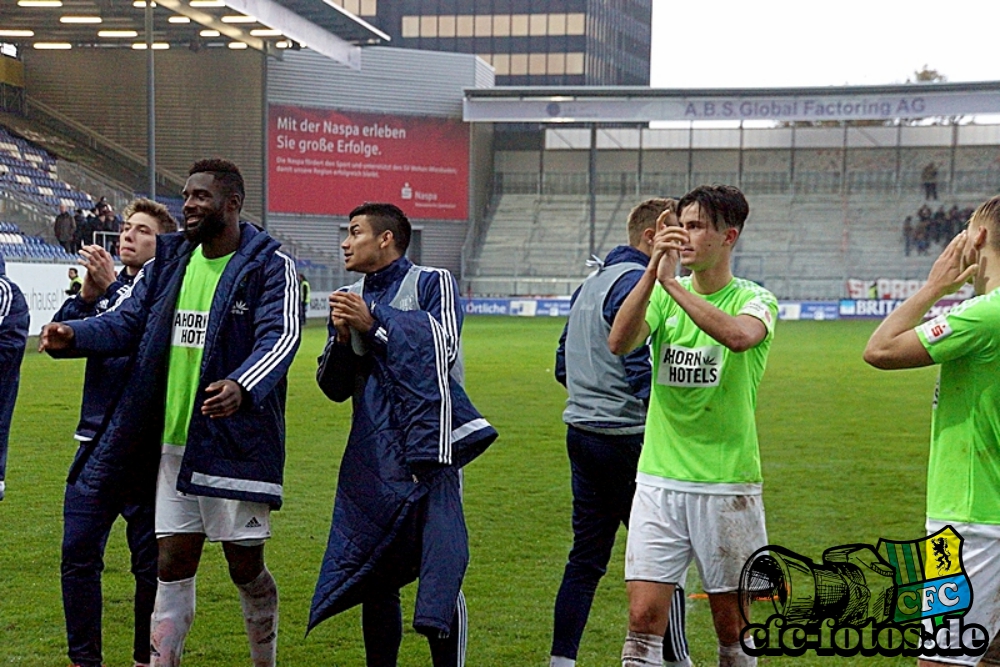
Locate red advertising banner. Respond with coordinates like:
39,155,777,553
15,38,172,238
268,104,469,220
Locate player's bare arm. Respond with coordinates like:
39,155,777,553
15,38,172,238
609,261,659,355
608,210,677,355
661,278,768,353
330,291,374,334
865,229,980,370
652,226,767,352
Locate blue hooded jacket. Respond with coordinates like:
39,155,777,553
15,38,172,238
0,255,30,485
55,224,300,508
52,268,138,442
310,258,497,636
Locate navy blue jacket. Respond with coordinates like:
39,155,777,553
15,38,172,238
555,245,652,404
56,224,301,508
310,258,497,635
0,255,29,482
53,268,138,442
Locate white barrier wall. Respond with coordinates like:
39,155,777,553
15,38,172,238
6,262,85,335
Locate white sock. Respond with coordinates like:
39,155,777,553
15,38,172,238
150,576,196,667
719,640,755,667
237,568,278,667
550,656,575,667
622,631,663,666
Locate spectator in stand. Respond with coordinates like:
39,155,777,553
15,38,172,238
915,221,930,255
55,204,76,254
73,209,89,250
903,216,914,256
66,268,83,296
928,206,945,245
95,204,122,256
922,162,939,200
918,203,933,223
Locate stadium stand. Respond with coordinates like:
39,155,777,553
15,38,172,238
469,190,986,300
0,220,78,261
0,127,93,212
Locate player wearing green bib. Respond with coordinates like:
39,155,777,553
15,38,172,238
865,195,1000,667
161,247,234,449
609,185,776,667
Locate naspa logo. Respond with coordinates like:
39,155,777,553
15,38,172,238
737,526,989,658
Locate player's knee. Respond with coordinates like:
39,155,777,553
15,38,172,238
223,543,264,585
628,601,667,634
158,548,199,581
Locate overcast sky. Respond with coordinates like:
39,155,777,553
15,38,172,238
650,1,1000,89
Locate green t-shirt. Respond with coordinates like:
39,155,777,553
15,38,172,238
916,289,1000,525
161,247,234,448
640,276,777,485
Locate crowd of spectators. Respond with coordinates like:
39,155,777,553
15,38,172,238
902,202,973,256
52,196,123,255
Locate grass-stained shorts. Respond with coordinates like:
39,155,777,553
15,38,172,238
625,482,766,593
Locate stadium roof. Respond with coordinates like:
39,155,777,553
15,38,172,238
0,0,388,67
464,81,1000,124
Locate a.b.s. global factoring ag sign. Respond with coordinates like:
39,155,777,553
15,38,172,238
268,104,469,220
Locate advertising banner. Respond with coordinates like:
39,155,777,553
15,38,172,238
462,297,571,317
778,301,840,321
268,104,469,220
846,278,974,301
465,88,1000,123
6,262,86,335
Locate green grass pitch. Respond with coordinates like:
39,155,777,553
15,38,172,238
0,317,938,666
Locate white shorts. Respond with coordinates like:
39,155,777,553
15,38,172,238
922,520,1000,666
155,449,271,544
625,484,767,593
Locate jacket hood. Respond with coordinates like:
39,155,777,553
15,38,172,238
604,244,649,268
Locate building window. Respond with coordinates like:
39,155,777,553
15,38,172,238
528,52,547,75
511,14,529,36
420,15,437,37
566,52,584,75
529,13,547,36
456,15,474,37
401,11,589,40
548,52,565,75
492,52,510,75
493,14,510,37
438,15,456,37
509,53,528,75
548,13,566,36
401,15,419,38
567,13,585,35
359,0,376,15
474,14,492,37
